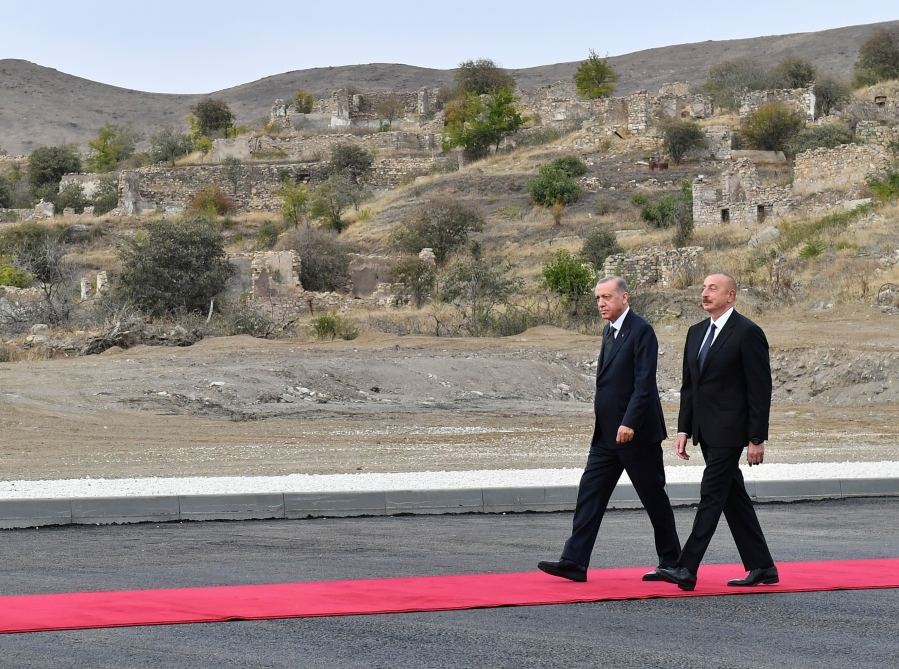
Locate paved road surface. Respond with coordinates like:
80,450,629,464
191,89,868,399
2,498,897,668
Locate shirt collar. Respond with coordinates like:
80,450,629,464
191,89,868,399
710,306,734,331
610,307,630,334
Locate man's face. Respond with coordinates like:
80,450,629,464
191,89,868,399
701,274,735,317
595,281,628,322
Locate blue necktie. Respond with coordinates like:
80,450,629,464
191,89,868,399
697,323,716,371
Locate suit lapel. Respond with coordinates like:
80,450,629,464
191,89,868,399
699,311,738,376
600,312,631,374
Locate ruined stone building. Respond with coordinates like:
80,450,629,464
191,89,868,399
692,159,795,228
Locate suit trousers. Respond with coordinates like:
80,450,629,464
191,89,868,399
562,442,680,568
678,443,774,573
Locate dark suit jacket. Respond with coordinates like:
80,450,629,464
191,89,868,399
677,310,772,448
591,310,667,449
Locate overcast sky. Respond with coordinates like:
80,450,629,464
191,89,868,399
2,0,896,94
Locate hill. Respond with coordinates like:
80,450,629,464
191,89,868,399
2,20,897,155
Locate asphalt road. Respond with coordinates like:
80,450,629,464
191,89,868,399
2,498,897,668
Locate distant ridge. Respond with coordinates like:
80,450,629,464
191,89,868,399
1,20,896,155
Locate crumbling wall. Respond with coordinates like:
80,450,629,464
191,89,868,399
603,246,704,288
739,87,815,121
118,163,322,215
58,173,109,199
693,159,795,228
793,143,889,196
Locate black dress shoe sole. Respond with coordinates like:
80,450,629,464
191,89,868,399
537,563,587,582
727,576,780,587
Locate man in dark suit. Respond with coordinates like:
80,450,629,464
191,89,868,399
657,272,778,591
538,276,680,582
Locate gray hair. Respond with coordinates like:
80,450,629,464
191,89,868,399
595,275,628,293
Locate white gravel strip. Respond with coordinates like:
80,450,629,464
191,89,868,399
1,462,898,500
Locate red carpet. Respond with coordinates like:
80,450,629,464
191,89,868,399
1,558,897,634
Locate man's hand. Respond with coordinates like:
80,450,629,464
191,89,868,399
747,442,765,466
616,425,635,444
675,433,690,461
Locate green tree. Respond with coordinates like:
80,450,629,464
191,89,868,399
115,219,233,316
637,182,693,230
549,155,588,177
293,89,315,113
87,124,139,172
581,226,622,270
328,144,374,185
742,102,804,152
54,182,87,213
374,94,405,129
442,88,525,159
392,199,484,265
27,146,81,199
280,181,309,228
440,255,523,336
454,58,515,95
189,98,234,138
574,49,618,99
814,77,851,117
309,175,357,233
389,256,437,308
854,28,899,87
92,176,119,216
662,120,707,164
703,59,769,110
768,57,817,89
542,249,595,315
149,128,193,165
527,164,582,209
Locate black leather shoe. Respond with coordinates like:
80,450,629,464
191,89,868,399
656,565,697,591
537,558,587,582
727,566,779,587
642,565,676,582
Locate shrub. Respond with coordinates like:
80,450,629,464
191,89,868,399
189,185,234,218
454,58,515,95
310,313,358,341
87,124,139,172
638,183,693,229
814,78,852,117
542,249,595,313
867,169,899,202
92,177,119,216
328,144,374,184
54,182,87,213
389,256,437,308
703,59,769,110
115,218,233,316
27,146,81,197
392,199,483,265
0,175,12,208
217,300,276,338
527,164,582,208
309,175,359,233
189,98,234,138
255,219,285,250
662,120,707,164
0,264,30,288
789,123,855,156
741,102,804,152
799,239,826,259
149,128,193,165
767,57,816,89
280,181,309,227
442,88,526,159
279,227,351,291
854,29,899,87
293,89,315,114
440,255,523,336
549,155,588,177
581,226,622,269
